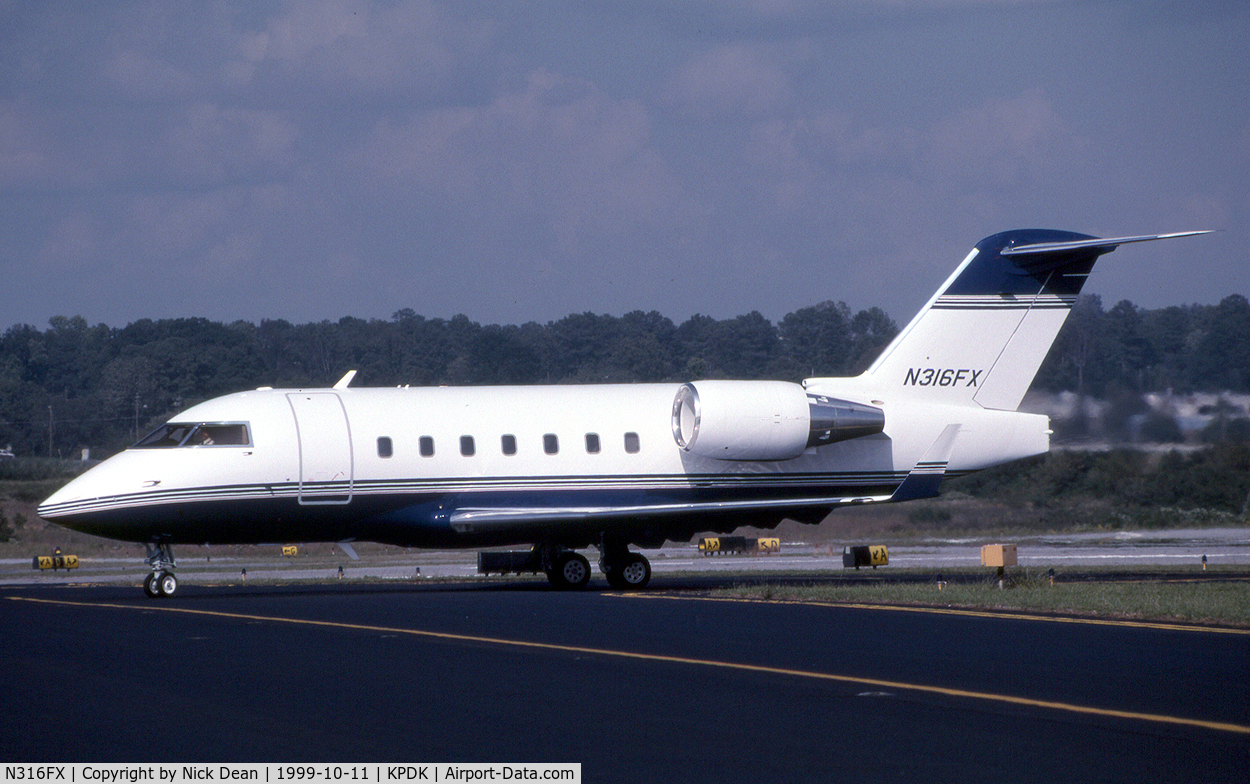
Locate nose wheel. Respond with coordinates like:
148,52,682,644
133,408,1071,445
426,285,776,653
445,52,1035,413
143,570,179,598
143,542,178,598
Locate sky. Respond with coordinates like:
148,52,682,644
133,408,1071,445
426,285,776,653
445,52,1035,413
2,1,1247,332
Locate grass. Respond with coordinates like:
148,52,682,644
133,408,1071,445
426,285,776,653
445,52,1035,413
712,569,1250,627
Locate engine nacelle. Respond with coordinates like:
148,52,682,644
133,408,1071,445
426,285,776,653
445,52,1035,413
672,381,884,461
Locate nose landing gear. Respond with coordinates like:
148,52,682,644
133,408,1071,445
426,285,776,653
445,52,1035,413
143,542,178,598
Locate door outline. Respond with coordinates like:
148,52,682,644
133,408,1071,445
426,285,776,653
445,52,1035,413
287,392,354,505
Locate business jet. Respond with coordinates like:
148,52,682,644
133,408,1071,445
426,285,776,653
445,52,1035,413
38,229,1207,596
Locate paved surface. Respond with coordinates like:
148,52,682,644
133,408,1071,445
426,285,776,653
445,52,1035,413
4,527,1248,587
2,583,1247,782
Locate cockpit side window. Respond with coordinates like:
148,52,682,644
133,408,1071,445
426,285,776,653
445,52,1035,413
194,424,250,446
133,424,195,448
133,422,251,448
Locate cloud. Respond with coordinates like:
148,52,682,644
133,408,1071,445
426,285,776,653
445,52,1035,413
353,68,691,256
925,89,1079,185
105,48,194,100
666,44,797,119
163,102,299,184
231,0,484,100
724,90,1080,225
0,100,55,186
38,211,99,269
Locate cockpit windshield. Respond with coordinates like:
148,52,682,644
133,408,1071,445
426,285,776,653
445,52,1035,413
133,422,251,448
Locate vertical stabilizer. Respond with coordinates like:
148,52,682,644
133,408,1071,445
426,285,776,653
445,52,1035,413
854,229,1208,411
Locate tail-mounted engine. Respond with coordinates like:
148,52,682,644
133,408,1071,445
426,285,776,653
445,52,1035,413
671,380,884,461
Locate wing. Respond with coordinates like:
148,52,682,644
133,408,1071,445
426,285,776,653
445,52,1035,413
448,425,962,531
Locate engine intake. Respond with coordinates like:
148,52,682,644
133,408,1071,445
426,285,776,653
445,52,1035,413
672,381,884,461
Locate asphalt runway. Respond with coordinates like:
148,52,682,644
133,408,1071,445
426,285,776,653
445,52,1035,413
3,582,1247,783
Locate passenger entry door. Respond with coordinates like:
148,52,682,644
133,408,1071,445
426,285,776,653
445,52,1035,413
287,392,354,504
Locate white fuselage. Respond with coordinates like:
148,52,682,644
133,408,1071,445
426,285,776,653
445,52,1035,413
38,380,1048,549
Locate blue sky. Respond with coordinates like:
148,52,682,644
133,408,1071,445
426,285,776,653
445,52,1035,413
2,1,1246,330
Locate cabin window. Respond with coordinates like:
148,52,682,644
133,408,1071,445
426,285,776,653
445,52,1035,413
624,432,640,453
501,434,517,455
419,436,435,457
585,433,600,454
543,434,559,455
377,437,393,458
133,422,251,449
460,436,475,457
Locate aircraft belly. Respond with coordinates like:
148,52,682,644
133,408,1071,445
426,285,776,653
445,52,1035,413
43,487,417,546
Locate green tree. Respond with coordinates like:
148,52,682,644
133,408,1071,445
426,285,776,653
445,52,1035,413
779,301,851,377
1194,295,1250,391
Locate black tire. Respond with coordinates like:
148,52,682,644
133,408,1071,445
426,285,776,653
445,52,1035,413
144,573,161,598
614,553,651,590
547,552,591,589
158,571,178,597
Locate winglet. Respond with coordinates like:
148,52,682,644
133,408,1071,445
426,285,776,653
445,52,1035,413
890,424,961,502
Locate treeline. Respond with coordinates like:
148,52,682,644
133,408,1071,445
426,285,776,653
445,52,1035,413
1036,294,1250,396
950,444,1250,520
3,292,1249,460
0,302,896,457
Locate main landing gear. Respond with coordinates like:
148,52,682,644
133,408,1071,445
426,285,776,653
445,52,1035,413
535,539,652,590
598,535,651,591
143,542,178,598
546,550,592,590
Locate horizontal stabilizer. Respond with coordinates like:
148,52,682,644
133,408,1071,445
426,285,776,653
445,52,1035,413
1000,230,1211,257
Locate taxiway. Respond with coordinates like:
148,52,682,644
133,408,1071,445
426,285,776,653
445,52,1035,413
2,581,1246,782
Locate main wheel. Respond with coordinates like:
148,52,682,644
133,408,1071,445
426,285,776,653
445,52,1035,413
143,573,161,598
606,553,651,590
547,552,591,589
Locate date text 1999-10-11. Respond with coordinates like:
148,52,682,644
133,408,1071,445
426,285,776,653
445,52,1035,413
278,769,371,781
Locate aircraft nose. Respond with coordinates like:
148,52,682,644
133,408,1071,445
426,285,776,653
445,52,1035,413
37,476,90,522
36,456,137,523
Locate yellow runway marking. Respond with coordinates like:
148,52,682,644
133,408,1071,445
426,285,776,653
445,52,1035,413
10,595,1249,737
625,592,1250,635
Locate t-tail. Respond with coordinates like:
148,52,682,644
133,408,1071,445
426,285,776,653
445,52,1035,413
843,229,1210,411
